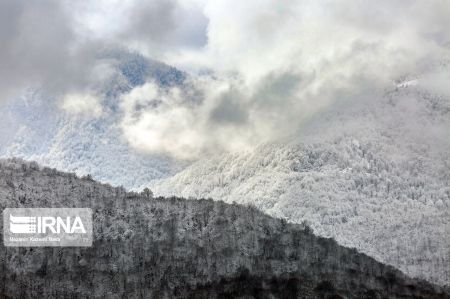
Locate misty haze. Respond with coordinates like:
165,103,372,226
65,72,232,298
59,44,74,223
0,0,449,298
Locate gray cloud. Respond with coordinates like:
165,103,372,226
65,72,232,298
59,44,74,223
1,0,449,159
210,90,248,125
0,0,209,105
122,1,177,44
117,0,208,53
0,0,114,105
117,0,450,158
0,0,71,100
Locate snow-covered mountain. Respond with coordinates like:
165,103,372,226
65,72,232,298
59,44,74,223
1,158,448,298
1,48,449,286
0,50,188,188
151,72,450,286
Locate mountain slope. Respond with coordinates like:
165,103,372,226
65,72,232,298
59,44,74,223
0,50,187,189
0,158,448,298
151,78,450,286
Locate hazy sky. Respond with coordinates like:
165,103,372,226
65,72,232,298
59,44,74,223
1,0,449,158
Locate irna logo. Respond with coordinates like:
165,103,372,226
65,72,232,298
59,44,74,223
3,208,92,247
9,214,86,234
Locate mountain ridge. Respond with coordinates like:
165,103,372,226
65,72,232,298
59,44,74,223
0,50,188,188
0,157,449,298
151,80,450,286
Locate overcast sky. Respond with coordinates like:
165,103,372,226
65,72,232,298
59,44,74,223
1,0,449,158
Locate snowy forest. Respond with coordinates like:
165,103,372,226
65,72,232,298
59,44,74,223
1,0,449,297
0,158,448,298
152,78,450,286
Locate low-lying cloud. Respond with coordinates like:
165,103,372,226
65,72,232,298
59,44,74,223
117,0,450,158
1,0,449,159
0,0,105,104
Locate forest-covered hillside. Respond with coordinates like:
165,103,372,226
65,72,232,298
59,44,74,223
152,80,450,286
0,158,448,298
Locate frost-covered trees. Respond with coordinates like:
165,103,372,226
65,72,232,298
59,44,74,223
141,187,153,198
0,50,184,189
151,82,450,286
0,158,447,298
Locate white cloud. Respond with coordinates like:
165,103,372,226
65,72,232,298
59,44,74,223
117,0,450,158
2,0,449,158
61,93,103,117
120,80,224,159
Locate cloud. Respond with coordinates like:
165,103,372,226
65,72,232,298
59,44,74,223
120,82,204,159
0,0,70,100
121,1,178,44
61,93,103,117
0,0,207,105
0,0,118,107
1,0,449,158
116,0,450,158
418,65,450,97
112,0,208,59
209,89,249,125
